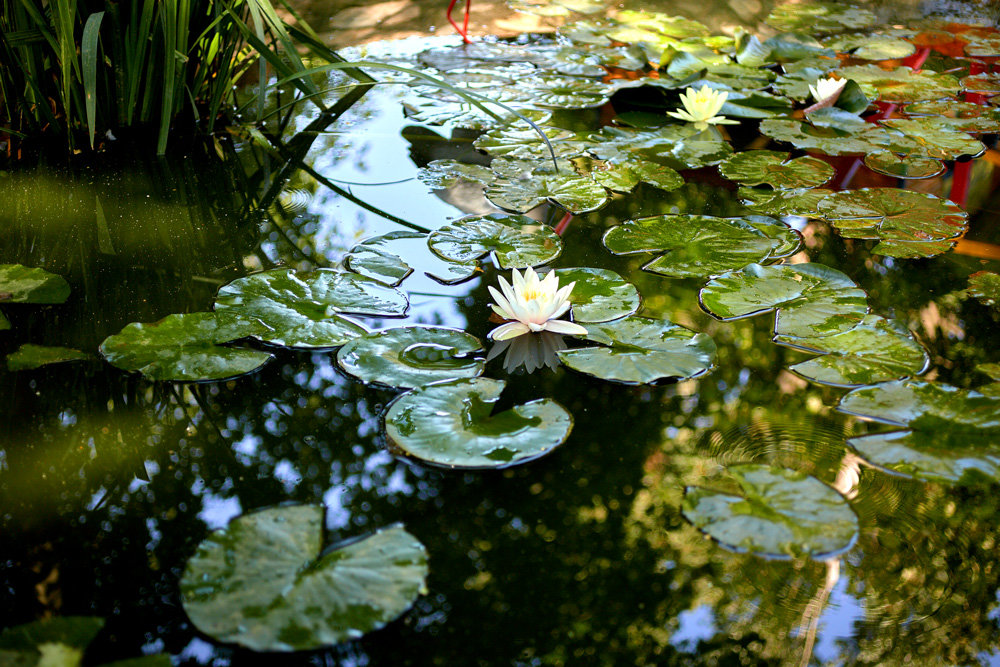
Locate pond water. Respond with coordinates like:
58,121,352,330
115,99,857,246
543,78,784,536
3,1,1000,665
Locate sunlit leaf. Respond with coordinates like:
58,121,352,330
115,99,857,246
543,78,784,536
486,170,610,214
508,0,605,17
587,125,733,170
877,117,985,160
428,214,562,268
838,379,1000,430
180,506,428,651
863,151,945,179
961,72,1000,95
683,464,859,558
584,159,684,193
719,150,834,189
7,344,91,371
759,118,876,156
384,377,572,468
739,187,834,218
968,271,1000,308
766,2,877,33
848,430,1000,485
0,264,71,304
828,33,916,60
902,100,1000,134
519,74,614,109
612,11,710,39
418,159,494,190
337,326,484,389
964,33,1000,57
550,267,641,323
834,65,961,103
474,125,580,160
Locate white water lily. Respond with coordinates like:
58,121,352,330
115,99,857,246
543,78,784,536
666,85,739,131
488,267,588,341
808,76,847,103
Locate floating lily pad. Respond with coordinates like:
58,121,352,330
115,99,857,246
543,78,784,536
902,100,1000,134
586,159,684,193
557,316,716,384
486,171,610,214
612,11,710,39
719,150,834,189
766,2,877,33
961,72,1000,95
384,377,572,468
817,188,967,258
0,264,71,303
828,33,916,60
549,268,640,323
720,90,795,118
776,315,928,387
337,327,484,389
587,125,733,171
418,160,494,190
344,232,478,286
848,430,1000,485
518,74,614,109
968,271,1000,307
7,344,91,371
682,464,859,559
699,263,869,339
100,312,273,382
428,214,562,268
863,151,944,179
759,118,876,156
181,506,428,652
473,125,580,160
964,33,1000,57
0,311,9,331
740,187,833,218
834,66,961,103
878,117,985,161
604,215,800,279
838,379,1000,430
215,269,408,348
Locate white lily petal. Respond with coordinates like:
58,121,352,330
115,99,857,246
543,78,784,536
489,321,531,340
543,319,589,336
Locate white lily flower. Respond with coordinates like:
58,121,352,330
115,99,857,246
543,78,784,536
666,85,740,131
808,76,847,103
488,267,588,341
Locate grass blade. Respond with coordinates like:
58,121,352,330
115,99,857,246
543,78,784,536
82,10,104,148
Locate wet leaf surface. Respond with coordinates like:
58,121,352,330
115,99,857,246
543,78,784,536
587,125,733,170
428,214,562,268
719,150,834,189
902,100,1000,133
838,379,1000,430
486,170,610,214
863,151,944,179
0,264,71,303
968,271,1000,307
585,159,684,193
834,66,960,103
7,344,91,371
683,464,860,559
739,187,833,218
827,33,916,60
848,430,1000,485
180,506,428,652
418,160,494,190
384,377,572,468
550,267,640,323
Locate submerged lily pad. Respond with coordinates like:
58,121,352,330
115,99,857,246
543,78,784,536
766,2,876,33
100,312,273,381
776,315,928,387
557,316,716,384
7,344,91,371
215,269,408,348
0,264,71,303
428,214,562,268
863,151,944,179
838,379,1000,430
699,263,869,339
817,188,967,258
550,267,641,323
384,377,572,468
603,215,800,279
719,150,834,189
181,506,428,652
682,464,859,559
968,271,1000,307
848,430,1000,485
337,327,484,389
486,171,610,214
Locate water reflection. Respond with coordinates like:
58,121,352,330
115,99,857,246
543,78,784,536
486,331,566,373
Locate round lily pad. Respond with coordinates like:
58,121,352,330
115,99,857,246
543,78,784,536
557,316,716,385
902,100,1000,134
759,118,877,156
863,151,944,179
215,269,409,348
838,379,1000,430
518,73,614,109
817,188,967,258
486,171,610,214
828,33,916,60
776,315,928,387
99,312,273,382
603,215,800,279
0,264,71,304
766,2,877,33
383,377,572,469
683,464,859,559
968,271,1000,308
740,187,833,218
428,214,562,269
719,150,834,189
587,125,733,171
7,344,91,371
878,117,985,161
337,326,485,389
587,160,684,193
699,263,870,339
181,506,428,652
473,125,579,160
848,430,1000,485
551,267,640,323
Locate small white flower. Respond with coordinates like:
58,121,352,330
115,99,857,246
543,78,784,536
488,267,588,341
808,76,847,104
666,85,740,131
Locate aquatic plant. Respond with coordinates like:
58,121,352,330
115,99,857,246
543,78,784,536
488,266,587,340
666,85,739,131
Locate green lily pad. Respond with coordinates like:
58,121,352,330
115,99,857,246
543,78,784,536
765,35,837,65
776,315,928,387
587,125,733,171
215,269,408,348
0,617,105,656
828,33,916,60
817,188,967,258
699,262,869,339
740,187,834,218
557,316,716,384
473,125,580,160
878,117,985,161
902,100,1000,134
418,160,494,190
344,232,478,286
603,215,800,279
848,430,1000,485
766,2,877,33
968,271,1000,307
0,311,8,330
518,74,614,109
0,264,71,303
384,377,572,468
834,65,961,103
863,151,944,179
961,72,1000,95
585,159,684,193
7,344,91,371
486,171,610,214
550,268,641,323
181,506,428,652
612,11,710,39
719,150,834,189
682,464,860,559
99,312,273,382
337,326,484,389
772,67,835,101
838,379,1000,431
719,90,795,119
964,33,1000,58
759,118,876,156
428,214,562,269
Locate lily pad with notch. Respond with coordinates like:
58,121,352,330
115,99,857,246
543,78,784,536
486,171,610,214
180,506,428,652
99,312,273,382
557,316,716,384
877,117,985,161
682,464,860,559
428,214,562,269
759,118,877,156
827,33,916,60
518,73,615,109
337,326,485,389
7,344,91,371
549,267,641,323
383,377,573,468
719,150,834,189
473,125,581,160
586,125,733,171
584,159,684,193
699,262,869,339
863,151,944,179
344,231,478,286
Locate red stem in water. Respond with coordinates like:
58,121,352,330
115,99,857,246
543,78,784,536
554,212,573,236
446,0,472,43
